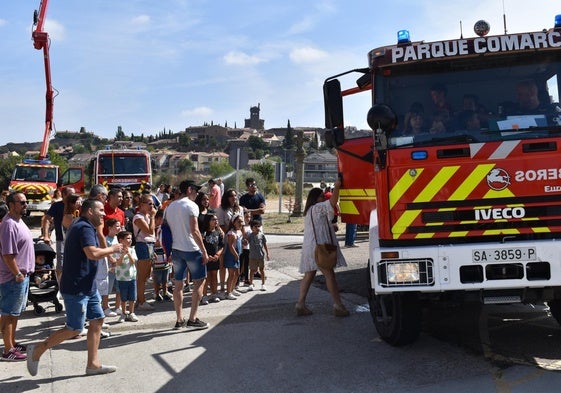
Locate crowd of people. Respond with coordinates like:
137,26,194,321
0,174,353,377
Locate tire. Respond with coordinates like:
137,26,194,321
547,299,561,325
366,267,422,346
34,305,45,316
54,302,64,313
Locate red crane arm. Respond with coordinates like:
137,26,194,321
32,0,53,161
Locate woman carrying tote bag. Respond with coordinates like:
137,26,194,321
296,178,349,318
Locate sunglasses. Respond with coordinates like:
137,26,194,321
143,202,154,206
15,201,28,205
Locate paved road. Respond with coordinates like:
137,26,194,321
3,224,561,392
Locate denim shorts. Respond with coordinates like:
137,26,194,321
118,280,137,302
62,291,104,331
56,240,64,270
0,277,30,316
172,249,206,281
135,242,154,260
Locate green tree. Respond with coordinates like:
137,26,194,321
209,160,234,178
178,158,195,173
115,126,126,140
0,155,22,190
282,119,295,150
247,135,269,152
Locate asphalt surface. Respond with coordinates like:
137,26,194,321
3,229,561,392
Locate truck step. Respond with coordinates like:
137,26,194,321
483,295,521,304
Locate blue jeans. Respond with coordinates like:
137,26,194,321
0,277,29,316
345,223,357,246
172,249,206,281
62,291,104,331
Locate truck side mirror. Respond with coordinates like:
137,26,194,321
367,104,397,150
324,79,345,147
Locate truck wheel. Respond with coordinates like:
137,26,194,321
366,267,421,346
547,299,561,325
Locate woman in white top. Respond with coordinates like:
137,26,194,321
133,193,157,310
296,178,349,318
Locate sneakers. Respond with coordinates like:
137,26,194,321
247,284,254,291
115,308,122,315
261,284,267,291
85,364,117,375
126,313,139,322
155,293,164,302
163,292,173,302
118,314,126,323
103,308,117,317
333,304,350,317
26,345,39,376
174,318,187,330
200,296,209,305
137,302,154,311
1,348,26,361
209,294,221,303
186,318,209,330
14,343,27,353
232,290,242,297
100,330,111,339
225,293,236,300
295,303,313,317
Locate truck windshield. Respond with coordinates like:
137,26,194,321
375,51,561,148
98,155,148,175
13,165,56,182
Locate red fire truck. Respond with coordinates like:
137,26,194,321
9,0,84,214
324,17,561,345
92,147,152,191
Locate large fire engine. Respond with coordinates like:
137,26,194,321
9,0,84,213
324,16,561,345
92,147,152,191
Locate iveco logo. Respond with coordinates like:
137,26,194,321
474,207,526,220
486,168,511,191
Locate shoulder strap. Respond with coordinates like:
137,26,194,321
310,205,335,246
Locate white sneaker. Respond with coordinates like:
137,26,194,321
225,293,237,300
137,302,154,311
127,313,139,322
247,284,254,291
115,308,122,315
200,296,209,305
103,308,117,317
232,290,242,297
118,315,126,323
261,284,267,291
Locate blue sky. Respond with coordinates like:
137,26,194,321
0,1,559,146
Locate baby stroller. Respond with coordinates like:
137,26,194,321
28,240,63,315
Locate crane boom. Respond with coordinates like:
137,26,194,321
32,0,53,161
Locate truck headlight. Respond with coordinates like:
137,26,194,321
387,262,420,283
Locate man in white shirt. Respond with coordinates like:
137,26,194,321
164,180,210,331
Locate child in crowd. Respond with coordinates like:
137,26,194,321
247,220,270,291
201,214,224,303
239,209,252,286
153,209,172,302
223,214,244,300
32,253,56,289
115,231,139,322
105,218,122,314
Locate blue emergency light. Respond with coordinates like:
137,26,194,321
556,14,561,29
397,30,411,44
411,150,428,160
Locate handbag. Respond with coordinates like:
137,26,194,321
311,207,338,270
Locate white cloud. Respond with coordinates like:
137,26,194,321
44,19,65,41
223,51,266,66
289,46,328,64
181,106,213,118
131,14,151,27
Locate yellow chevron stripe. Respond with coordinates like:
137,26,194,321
340,201,360,215
389,168,424,209
449,164,495,200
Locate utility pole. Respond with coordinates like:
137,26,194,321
292,130,305,217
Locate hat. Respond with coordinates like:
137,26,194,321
179,180,202,193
